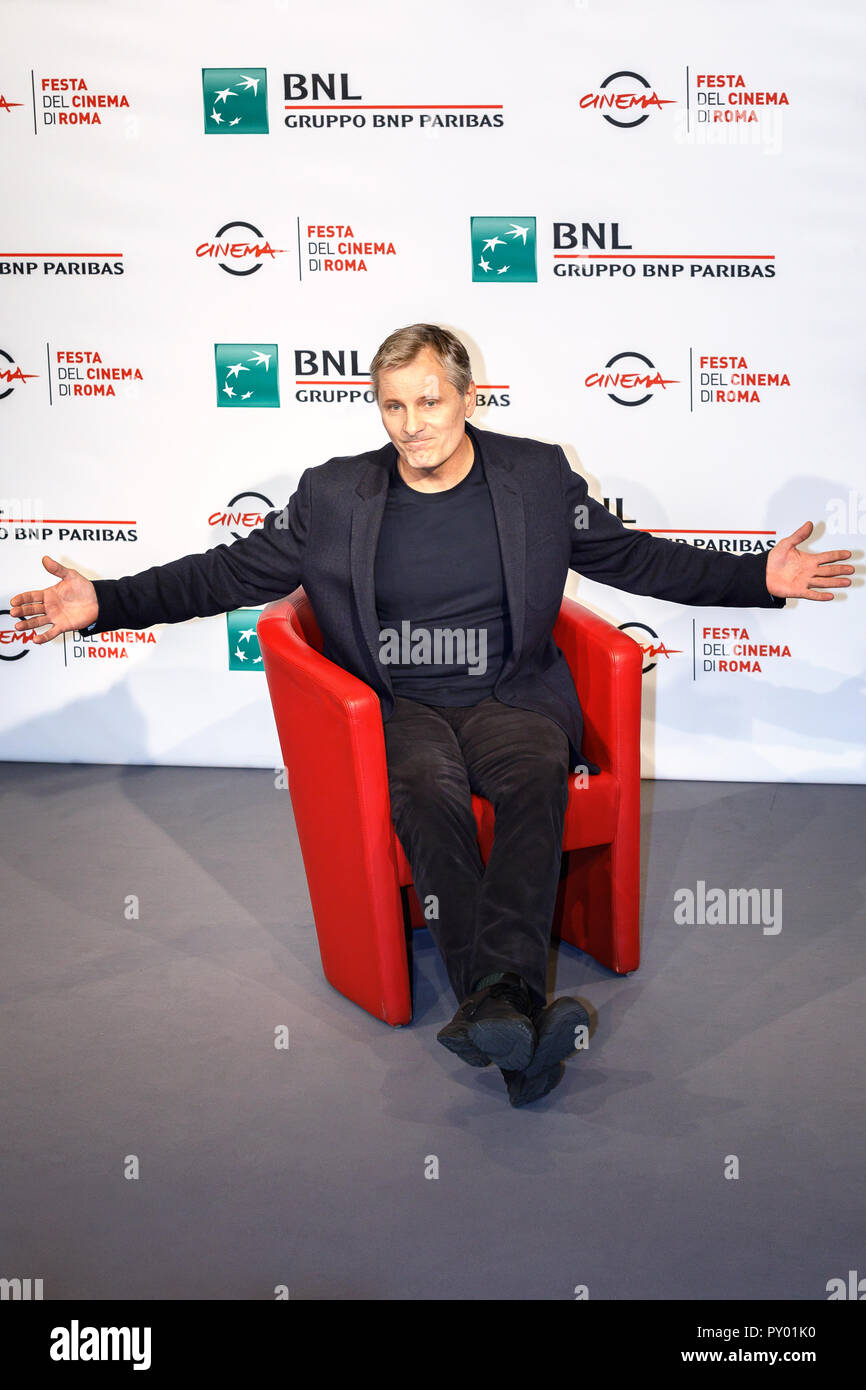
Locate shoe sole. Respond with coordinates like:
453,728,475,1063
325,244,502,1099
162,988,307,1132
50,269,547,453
525,999,590,1077
504,1061,565,1107
468,1015,535,1071
436,1028,491,1067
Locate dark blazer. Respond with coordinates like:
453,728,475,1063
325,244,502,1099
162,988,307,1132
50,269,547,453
89,420,785,770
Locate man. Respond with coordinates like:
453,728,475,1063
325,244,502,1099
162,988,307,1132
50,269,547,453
10,323,854,1107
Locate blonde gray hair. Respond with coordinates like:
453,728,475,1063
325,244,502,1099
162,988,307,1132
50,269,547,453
369,323,472,399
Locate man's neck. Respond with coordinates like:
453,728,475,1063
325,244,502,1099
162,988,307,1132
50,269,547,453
396,429,475,493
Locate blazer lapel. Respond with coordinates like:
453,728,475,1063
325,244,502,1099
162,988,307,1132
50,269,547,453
350,447,393,684
467,423,526,666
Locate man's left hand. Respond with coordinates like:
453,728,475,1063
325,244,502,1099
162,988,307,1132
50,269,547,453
766,521,855,600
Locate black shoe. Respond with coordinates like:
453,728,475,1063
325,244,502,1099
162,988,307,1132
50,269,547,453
500,1061,566,1107
437,973,537,1071
523,996,590,1077
499,997,590,1107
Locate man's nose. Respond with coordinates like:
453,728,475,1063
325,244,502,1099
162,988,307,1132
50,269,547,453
403,409,422,437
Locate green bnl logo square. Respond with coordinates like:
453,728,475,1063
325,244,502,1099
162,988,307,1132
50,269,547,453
226,609,264,671
202,68,268,134
215,344,279,407
470,217,537,282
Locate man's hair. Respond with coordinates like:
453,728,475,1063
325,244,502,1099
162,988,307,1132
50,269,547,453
369,323,472,399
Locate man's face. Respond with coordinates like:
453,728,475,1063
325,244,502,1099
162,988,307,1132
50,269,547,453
377,347,476,477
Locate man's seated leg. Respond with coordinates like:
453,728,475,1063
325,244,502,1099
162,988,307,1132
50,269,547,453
384,697,539,1072
454,696,572,1011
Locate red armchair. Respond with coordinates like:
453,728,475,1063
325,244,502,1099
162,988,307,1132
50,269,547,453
257,589,643,1026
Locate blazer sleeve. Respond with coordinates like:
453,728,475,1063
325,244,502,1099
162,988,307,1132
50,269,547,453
85,466,312,635
559,447,786,609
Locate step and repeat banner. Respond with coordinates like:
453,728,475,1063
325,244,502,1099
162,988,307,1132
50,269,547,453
1,0,863,780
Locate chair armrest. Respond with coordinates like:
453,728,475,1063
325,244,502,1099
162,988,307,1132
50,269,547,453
256,594,409,1016
553,596,642,777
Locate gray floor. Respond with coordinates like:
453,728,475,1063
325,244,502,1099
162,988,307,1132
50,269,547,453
1,762,863,1301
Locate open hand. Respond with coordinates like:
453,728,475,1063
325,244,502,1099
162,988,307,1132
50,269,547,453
9,555,98,643
765,522,854,601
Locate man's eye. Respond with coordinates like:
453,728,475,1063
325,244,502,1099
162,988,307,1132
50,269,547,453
424,399,437,407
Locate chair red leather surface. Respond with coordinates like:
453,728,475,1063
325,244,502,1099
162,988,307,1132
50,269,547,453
257,589,643,1025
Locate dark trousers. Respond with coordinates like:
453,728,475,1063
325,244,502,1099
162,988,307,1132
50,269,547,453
382,694,571,1011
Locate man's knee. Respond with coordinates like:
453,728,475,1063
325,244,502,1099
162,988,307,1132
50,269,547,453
387,753,470,810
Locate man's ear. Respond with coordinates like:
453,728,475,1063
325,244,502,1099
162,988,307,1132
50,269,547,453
465,380,477,417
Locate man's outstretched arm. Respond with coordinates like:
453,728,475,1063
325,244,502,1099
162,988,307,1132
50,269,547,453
10,467,313,643
560,448,853,606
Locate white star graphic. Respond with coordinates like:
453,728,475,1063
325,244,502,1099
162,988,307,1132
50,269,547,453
229,116,241,125
222,382,235,398
234,646,247,662
478,256,490,273
210,107,223,124
238,626,256,643
225,362,249,379
241,391,253,399
253,655,262,663
247,349,272,371
214,87,237,104
497,265,510,275
238,74,260,95
482,236,504,253
507,223,530,243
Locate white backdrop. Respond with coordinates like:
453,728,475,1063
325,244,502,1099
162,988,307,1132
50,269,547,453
1,0,863,781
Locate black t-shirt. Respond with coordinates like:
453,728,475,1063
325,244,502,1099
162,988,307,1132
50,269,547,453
373,431,512,704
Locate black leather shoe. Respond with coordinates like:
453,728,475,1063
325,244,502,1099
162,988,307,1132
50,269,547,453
522,996,590,1076
437,973,537,1071
499,997,591,1107
500,1060,565,1107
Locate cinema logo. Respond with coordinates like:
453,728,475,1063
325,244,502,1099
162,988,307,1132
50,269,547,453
208,491,275,543
701,625,791,675
67,629,157,663
0,94,25,116
197,221,287,275
0,608,34,660
0,348,38,400
675,72,788,155
579,71,676,127
585,352,678,406
691,72,789,125
617,622,681,675
53,348,143,399
283,71,504,130
40,76,131,126
697,354,790,405
302,224,397,275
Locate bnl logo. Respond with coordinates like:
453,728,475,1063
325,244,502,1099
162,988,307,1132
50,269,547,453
470,217,537,282
202,69,268,133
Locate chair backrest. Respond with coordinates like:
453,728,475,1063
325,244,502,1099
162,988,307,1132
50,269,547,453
286,588,324,653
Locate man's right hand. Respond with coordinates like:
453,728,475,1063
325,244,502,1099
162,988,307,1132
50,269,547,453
9,555,98,644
